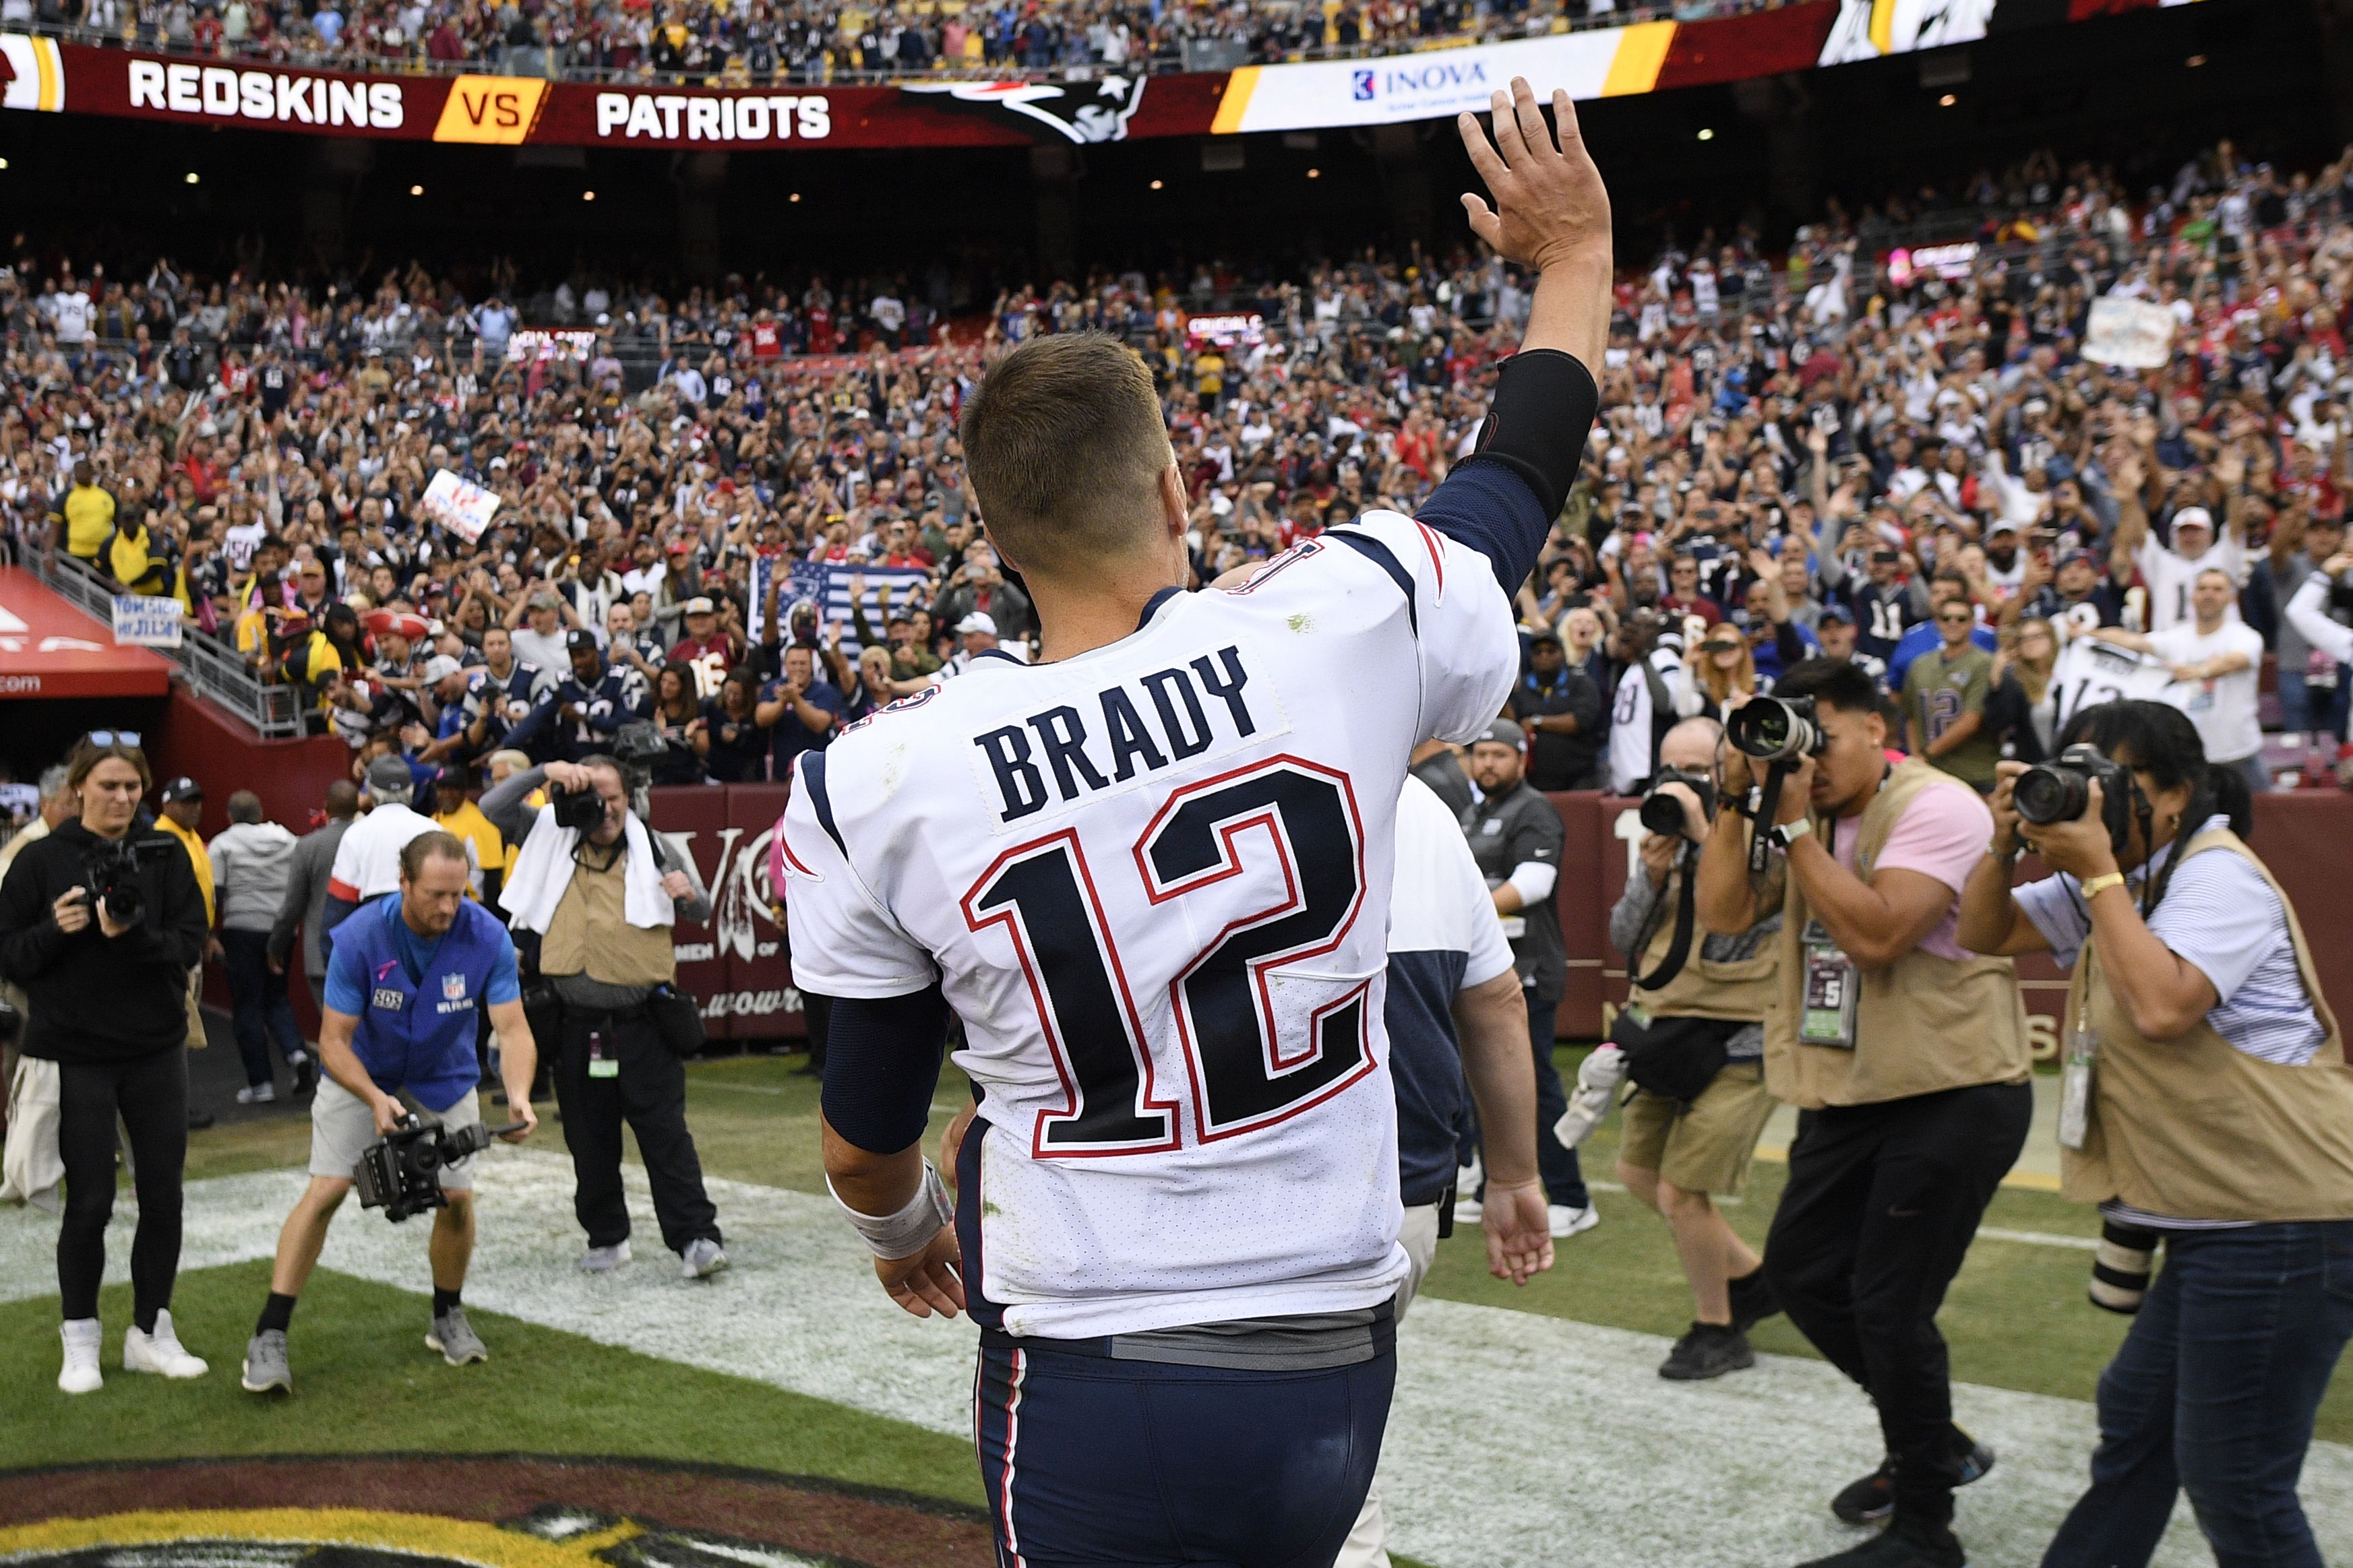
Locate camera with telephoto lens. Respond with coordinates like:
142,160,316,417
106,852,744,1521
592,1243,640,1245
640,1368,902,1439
1639,767,1718,838
2013,743,2133,831
80,836,178,927
1727,695,1826,763
2089,1218,2161,1314
355,1115,514,1222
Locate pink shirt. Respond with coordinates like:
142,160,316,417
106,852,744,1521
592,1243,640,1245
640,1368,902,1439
1825,773,1992,962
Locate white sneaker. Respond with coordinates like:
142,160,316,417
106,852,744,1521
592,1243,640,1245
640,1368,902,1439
235,1082,276,1105
579,1241,633,1273
124,1309,209,1379
59,1319,102,1394
1549,1203,1601,1240
681,1237,729,1280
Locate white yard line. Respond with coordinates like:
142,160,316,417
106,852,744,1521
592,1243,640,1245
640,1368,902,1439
4,1150,2346,1568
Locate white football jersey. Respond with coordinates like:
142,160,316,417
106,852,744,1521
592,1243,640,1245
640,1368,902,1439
782,511,1518,1338
327,801,464,902
2047,634,2193,736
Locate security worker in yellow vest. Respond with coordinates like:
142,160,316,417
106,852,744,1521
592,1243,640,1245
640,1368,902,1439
1591,716,1783,1383
1957,699,2353,1568
1696,658,2030,1568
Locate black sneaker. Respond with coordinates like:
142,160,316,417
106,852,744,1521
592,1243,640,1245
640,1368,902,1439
1794,1514,1966,1568
1729,1266,1781,1332
290,1053,319,1098
1830,1431,1996,1524
1659,1321,1756,1381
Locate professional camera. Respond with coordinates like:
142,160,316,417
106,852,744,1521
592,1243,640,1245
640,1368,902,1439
80,836,177,926
354,1115,522,1222
1726,695,1825,763
2014,743,2132,830
1639,767,1717,837
549,782,607,834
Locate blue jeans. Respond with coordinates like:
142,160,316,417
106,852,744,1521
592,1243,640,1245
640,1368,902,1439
2275,667,2350,745
221,927,306,1088
2042,1221,2353,1568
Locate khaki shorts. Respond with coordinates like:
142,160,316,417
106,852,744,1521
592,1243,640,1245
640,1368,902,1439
310,1076,482,1190
1618,1059,1776,1197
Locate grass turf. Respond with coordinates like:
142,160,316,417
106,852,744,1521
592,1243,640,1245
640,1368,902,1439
0,1259,983,1504
137,1042,2353,1450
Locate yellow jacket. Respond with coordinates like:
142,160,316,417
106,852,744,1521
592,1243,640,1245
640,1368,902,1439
158,815,216,927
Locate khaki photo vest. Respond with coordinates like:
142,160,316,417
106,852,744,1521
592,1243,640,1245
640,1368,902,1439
1765,759,2031,1110
2060,829,2353,1222
1633,865,1777,1026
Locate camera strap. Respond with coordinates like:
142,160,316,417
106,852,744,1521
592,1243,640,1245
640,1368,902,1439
1628,843,1699,993
1748,766,1787,875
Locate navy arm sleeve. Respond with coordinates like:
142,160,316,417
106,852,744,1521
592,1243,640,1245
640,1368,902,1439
1417,350,1601,595
820,984,952,1155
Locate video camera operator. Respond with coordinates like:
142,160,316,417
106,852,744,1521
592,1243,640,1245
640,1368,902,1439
240,832,537,1396
0,741,213,1394
483,741,728,1280
1694,658,2031,1568
1575,716,1783,1381
1956,701,2353,1568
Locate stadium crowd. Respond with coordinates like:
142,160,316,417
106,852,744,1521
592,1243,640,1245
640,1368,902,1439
3,0,1745,84
3,135,2352,819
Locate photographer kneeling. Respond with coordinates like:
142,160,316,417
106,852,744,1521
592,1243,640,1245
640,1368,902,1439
241,832,537,1395
1585,716,1783,1381
1694,659,2031,1568
483,747,726,1279
0,741,212,1394
1957,701,2353,1568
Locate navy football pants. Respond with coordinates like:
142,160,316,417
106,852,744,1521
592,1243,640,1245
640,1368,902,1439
973,1338,1395,1568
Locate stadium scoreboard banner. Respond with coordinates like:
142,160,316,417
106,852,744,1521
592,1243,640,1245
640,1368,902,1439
2,0,2201,150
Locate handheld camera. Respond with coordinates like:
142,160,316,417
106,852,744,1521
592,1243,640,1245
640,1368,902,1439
1639,767,1717,838
80,836,177,927
354,1115,526,1222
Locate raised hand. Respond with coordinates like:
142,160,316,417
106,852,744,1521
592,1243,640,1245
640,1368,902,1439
1457,78,1612,272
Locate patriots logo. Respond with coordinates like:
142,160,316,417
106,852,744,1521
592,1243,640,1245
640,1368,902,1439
900,75,1147,145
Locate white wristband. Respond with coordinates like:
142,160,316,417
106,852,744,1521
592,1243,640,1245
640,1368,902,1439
1775,818,1813,848
828,1161,954,1261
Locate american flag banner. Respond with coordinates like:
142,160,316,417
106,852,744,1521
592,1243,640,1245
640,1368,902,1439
750,557,932,652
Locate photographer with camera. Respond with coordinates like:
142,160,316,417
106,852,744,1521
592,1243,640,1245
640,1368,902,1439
1956,701,2353,1568
241,832,537,1395
1694,660,2031,1568
483,745,727,1280
1578,716,1783,1381
0,741,213,1394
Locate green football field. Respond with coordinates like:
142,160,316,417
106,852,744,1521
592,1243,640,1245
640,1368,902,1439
3,1046,2348,1568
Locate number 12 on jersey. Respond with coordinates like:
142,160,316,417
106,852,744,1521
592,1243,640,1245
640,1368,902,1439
960,757,1374,1159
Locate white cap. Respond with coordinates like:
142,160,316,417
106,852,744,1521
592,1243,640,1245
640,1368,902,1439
2172,505,2214,534
957,611,998,636
423,654,464,683
683,596,716,615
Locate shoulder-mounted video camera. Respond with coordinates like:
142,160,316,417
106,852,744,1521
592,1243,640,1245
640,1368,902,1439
82,836,179,927
355,1115,525,1222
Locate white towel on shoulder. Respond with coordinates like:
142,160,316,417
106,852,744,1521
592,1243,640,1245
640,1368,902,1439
499,805,673,935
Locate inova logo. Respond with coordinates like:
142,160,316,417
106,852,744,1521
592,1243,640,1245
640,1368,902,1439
1379,59,1490,96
